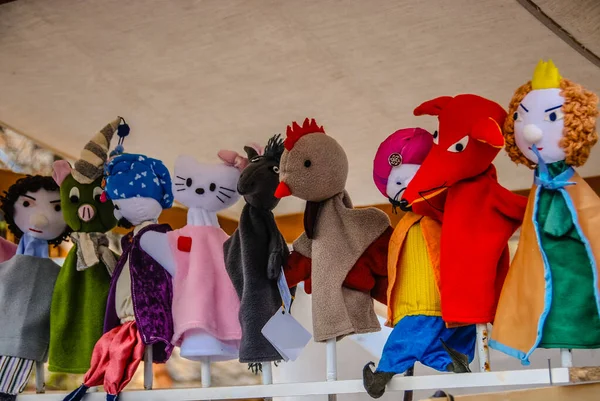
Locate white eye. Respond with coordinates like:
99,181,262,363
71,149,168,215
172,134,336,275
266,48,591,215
271,166,280,174
544,109,564,122
251,157,261,163
431,130,439,145
69,187,80,203
93,186,103,202
447,135,469,153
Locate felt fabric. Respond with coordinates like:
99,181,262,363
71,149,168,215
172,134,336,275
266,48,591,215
391,221,441,325
491,171,600,364
48,246,112,373
376,315,475,374
285,227,391,305
83,321,144,396
403,94,528,326
0,255,60,362
70,232,116,274
224,205,288,362
16,234,48,258
291,191,387,342
104,223,174,363
71,118,120,185
0,356,34,395
0,238,16,264
168,225,242,349
115,258,135,324
386,212,441,326
536,161,600,348
104,154,173,209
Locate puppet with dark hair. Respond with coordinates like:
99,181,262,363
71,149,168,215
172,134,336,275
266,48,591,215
0,175,69,401
224,134,291,368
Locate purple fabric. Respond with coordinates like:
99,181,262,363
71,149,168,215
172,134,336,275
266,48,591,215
104,224,174,363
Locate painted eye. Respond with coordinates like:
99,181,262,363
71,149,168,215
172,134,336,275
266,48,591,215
54,204,61,212
432,130,439,145
447,135,469,153
209,183,216,192
186,178,192,187
304,160,312,168
69,187,80,203
545,109,564,122
513,112,521,122
271,166,280,174
93,186,103,202
22,200,30,207
251,157,261,163
396,181,402,186
114,204,120,211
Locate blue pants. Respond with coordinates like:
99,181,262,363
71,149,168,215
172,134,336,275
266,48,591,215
377,315,476,373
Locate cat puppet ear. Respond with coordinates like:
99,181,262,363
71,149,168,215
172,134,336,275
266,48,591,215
52,160,72,185
218,149,250,172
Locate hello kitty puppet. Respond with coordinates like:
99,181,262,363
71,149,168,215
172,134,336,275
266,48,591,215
140,148,256,363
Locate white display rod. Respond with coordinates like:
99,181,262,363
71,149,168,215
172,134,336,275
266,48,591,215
18,368,579,400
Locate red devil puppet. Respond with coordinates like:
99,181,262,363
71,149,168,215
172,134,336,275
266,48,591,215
401,94,528,326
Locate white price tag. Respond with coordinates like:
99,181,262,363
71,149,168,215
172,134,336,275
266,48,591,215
262,307,312,362
277,267,292,313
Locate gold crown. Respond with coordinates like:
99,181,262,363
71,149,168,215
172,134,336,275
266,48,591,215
531,59,562,89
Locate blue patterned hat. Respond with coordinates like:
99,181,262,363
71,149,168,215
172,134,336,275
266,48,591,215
104,153,173,209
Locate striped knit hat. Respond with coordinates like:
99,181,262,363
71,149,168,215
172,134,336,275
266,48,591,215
72,118,120,184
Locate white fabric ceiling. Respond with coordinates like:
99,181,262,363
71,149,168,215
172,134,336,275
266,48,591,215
1,0,599,217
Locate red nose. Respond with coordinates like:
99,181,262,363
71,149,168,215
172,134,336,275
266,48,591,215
275,182,292,198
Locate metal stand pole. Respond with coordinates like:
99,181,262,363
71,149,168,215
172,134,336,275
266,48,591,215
201,357,211,388
326,338,337,401
35,361,45,394
476,324,491,372
144,346,153,390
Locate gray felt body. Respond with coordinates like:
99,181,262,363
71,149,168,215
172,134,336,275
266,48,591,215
0,255,60,362
224,205,288,363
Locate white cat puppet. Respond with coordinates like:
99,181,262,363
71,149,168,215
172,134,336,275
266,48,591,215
140,150,254,361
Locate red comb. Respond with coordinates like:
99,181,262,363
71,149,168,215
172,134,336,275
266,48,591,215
284,118,325,150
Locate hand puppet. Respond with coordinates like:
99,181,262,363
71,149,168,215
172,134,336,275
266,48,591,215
277,118,391,342
363,128,475,398
141,152,244,362
0,175,70,401
490,60,600,364
401,95,528,327
224,135,290,366
64,153,174,401
48,119,120,374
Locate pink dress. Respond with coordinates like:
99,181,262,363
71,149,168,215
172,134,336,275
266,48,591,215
168,225,241,360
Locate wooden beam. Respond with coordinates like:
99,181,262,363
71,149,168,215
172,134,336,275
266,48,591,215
419,381,600,400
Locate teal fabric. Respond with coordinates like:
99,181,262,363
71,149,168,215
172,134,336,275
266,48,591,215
536,161,600,348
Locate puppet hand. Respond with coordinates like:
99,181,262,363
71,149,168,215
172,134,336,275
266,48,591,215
268,251,283,280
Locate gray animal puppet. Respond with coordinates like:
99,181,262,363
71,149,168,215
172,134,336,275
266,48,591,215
223,134,291,371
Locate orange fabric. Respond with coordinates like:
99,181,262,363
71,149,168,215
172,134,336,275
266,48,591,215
386,212,441,327
492,173,600,354
83,321,145,395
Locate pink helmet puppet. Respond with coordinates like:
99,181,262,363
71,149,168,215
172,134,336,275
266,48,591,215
373,128,433,211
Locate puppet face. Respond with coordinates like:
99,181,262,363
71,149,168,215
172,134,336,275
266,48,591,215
113,197,162,227
513,88,565,164
14,188,67,240
386,164,420,202
60,175,118,233
278,134,348,202
173,155,241,212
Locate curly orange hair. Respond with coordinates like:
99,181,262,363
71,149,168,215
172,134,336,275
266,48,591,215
503,78,598,169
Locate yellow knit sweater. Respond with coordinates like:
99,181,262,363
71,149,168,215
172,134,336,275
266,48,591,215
391,223,441,325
